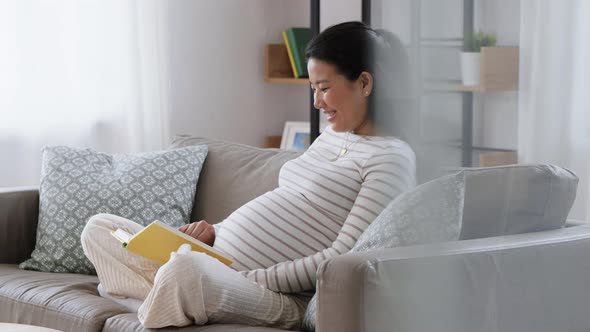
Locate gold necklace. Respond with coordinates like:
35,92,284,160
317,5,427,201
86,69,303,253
331,131,357,161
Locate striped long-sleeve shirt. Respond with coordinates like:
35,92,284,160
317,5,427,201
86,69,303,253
212,126,416,293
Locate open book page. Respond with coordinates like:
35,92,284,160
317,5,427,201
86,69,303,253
110,220,233,266
111,229,132,245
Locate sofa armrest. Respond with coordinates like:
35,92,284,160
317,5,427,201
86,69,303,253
0,187,39,264
316,225,590,332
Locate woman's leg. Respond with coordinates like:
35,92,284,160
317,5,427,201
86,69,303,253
80,213,160,300
138,246,308,330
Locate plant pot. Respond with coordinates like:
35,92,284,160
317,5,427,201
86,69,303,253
461,52,481,86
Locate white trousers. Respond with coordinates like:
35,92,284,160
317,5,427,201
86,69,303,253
80,214,308,329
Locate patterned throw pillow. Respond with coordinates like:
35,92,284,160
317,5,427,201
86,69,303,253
20,145,208,274
301,171,466,332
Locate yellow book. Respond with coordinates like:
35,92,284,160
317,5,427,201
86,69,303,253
111,220,233,266
283,30,298,78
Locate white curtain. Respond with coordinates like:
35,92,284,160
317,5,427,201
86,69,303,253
0,0,170,187
518,0,590,221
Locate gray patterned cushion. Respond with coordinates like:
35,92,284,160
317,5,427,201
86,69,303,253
351,171,465,253
20,145,208,274
301,171,466,332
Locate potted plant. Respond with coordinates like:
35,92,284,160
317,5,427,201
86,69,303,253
461,31,497,86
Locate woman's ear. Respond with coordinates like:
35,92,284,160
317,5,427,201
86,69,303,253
359,71,374,97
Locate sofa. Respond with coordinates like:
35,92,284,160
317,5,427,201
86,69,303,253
1,136,590,332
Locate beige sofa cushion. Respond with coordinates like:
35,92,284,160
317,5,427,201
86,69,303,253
0,264,130,331
103,313,289,332
170,136,301,225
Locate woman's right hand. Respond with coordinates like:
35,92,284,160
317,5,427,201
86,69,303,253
178,220,216,246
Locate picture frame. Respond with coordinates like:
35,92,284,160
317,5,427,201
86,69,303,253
280,121,310,151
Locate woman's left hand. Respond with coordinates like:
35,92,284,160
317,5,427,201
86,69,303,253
178,220,216,246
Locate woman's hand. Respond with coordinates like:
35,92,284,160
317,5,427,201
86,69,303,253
178,220,216,246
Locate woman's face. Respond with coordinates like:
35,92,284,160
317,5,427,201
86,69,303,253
308,58,373,135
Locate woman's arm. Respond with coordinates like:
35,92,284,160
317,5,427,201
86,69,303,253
239,147,416,293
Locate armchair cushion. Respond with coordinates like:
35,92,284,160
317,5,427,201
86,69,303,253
459,164,578,239
103,313,288,332
0,264,129,331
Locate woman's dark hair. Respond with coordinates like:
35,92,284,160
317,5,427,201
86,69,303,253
305,21,414,138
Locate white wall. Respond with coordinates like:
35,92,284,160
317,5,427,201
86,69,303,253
165,0,309,147
320,0,361,30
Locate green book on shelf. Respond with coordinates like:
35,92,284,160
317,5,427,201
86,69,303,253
285,27,311,78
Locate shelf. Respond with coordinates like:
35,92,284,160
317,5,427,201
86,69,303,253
454,85,517,92
264,135,282,148
265,77,309,85
456,46,519,92
455,85,486,92
472,146,516,152
429,142,517,153
479,151,518,167
264,44,309,85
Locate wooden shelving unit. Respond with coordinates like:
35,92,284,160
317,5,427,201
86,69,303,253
458,45,519,167
455,47,519,92
264,0,370,145
264,44,309,85
456,0,520,167
262,0,320,149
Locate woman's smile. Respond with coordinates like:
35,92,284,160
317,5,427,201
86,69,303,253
323,109,337,122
